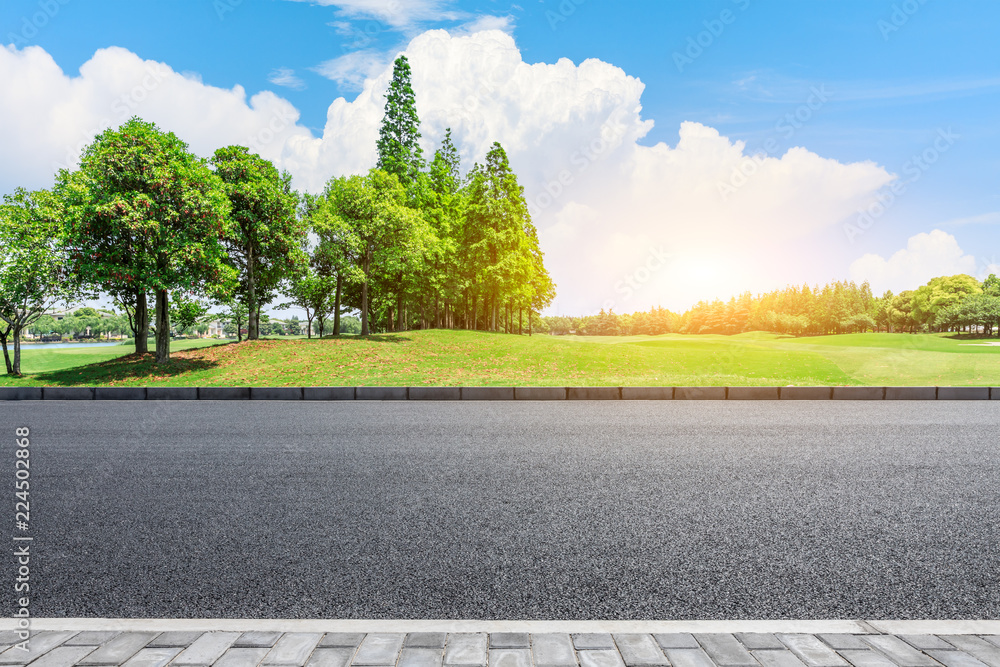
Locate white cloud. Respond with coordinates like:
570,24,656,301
267,67,306,91
0,31,895,313
451,15,516,36
284,0,461,29
849,230,979,293
943,211,1000,226
312,49,388,90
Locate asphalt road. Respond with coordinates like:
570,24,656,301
1,401,998,620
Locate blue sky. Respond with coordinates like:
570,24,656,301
2,0,999,313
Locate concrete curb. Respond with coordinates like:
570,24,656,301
3,618,1000,635
4,386,997,401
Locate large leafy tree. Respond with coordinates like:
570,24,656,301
0,188,70,375
57,118,235,364
212,146,306,340
376,55,424,190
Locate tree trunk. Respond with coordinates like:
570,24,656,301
396,293,404,332
334,273,342,335
471,294,479,331
247,245,258,341
155,289,171,364
11,325,22,376
387,305,394,332
306,311,314,339
135,291,149,354
0,327,12,375
519,308,523,336
361,249,372,336
528,308,533,336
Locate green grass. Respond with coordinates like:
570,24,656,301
1,330,997,387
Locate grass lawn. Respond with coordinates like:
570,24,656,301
1,329,998,387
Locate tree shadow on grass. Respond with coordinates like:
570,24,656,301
29,351,220,387
942,333,1000,341
315,334,413,344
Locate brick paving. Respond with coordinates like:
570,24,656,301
0,631,999,667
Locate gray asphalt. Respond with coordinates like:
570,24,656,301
2,401,998,620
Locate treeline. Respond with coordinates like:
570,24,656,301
0,55,554,375
544,274,1000,337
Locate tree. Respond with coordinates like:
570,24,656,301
57,118,235,364
170,293,210,334
217,298,249,342
212,146,306,340
0,188,69,375
281,269,336,339
376,55,424,190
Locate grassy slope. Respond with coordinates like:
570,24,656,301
1,330,997,387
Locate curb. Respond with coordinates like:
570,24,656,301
1,386,996,401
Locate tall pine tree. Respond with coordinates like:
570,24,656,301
376,55,424,190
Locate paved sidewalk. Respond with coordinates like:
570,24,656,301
0,622,999,667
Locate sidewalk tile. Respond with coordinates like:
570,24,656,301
172,631,241,666
738,634,785,650
354,634,405,666
753,650,809,667
838,650,898,667
401,647,445,667
574,634,616,650
0,631,76,665
926,651,990,667
777,634,848,667
235,631,284,648
818,636,868,651
146,632,204,648
445,633,488,667
984,639,1000,650
0,633,20,645
321,633,366,648
490,648,533,667
24,645,97,667
898,636,956,651
264,632,324,665
663,648,717,667
216,648,272,667
121,647,183,667
655,635,700,650
532,633,577,667
406,634,448,649
78,632,158,665
307,648,357,667
939,636,1000,667
492,634,530,649
579,649,627,667
64,632,120,646
613,634,668,666
696,634,758,667
862,635,939,667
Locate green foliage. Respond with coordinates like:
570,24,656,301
376,55,424,189
170,293,210,332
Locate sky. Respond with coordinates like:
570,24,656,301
2,0,999,316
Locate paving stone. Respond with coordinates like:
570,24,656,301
303,387,356,401
264,633,325,665
531,633,577,667
781,387,832,400
216,647,272,667
145,632,204,648
0,631,77,665
63,631,120,646
491,634,530,649
884,387,936,400
939,636,1000,667
621,387,674,400
26,645,98,667
574,634,616,650
728,387,779,400
461,387,515,400
0,387,42,401
251,387,304,401
654,634,700,650
695,634,758,667
320,633,366,648
515,387,567,400
567,387,620,400
43,386,95,400
490,649,533,667
95,387,147,400
444,634,489,667
354,634,406,666
737,634,785,650
409,387,461,400
236,631,284,648
198,387,250,400
937,387,990,400
777,634,849,667
838,650,899,667
147,387,198,400
674,387,725,400
817,636,869,651
120,647,183,667
663,649,718,667
578,649,627,667
985,638,1000,650
406,634,448,649
77,632,158,665
308,648,357,667
752,650,809,667
171,631,241,666
401,647,445,667
898,636,956,651
356,387,407,400
0,633,19,645
861,635,938,667
925,651,991,667
613,634,668,666
832,387,884,400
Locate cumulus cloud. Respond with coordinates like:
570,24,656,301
312,49,388,90
0,31,895,313
849,230,979,293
